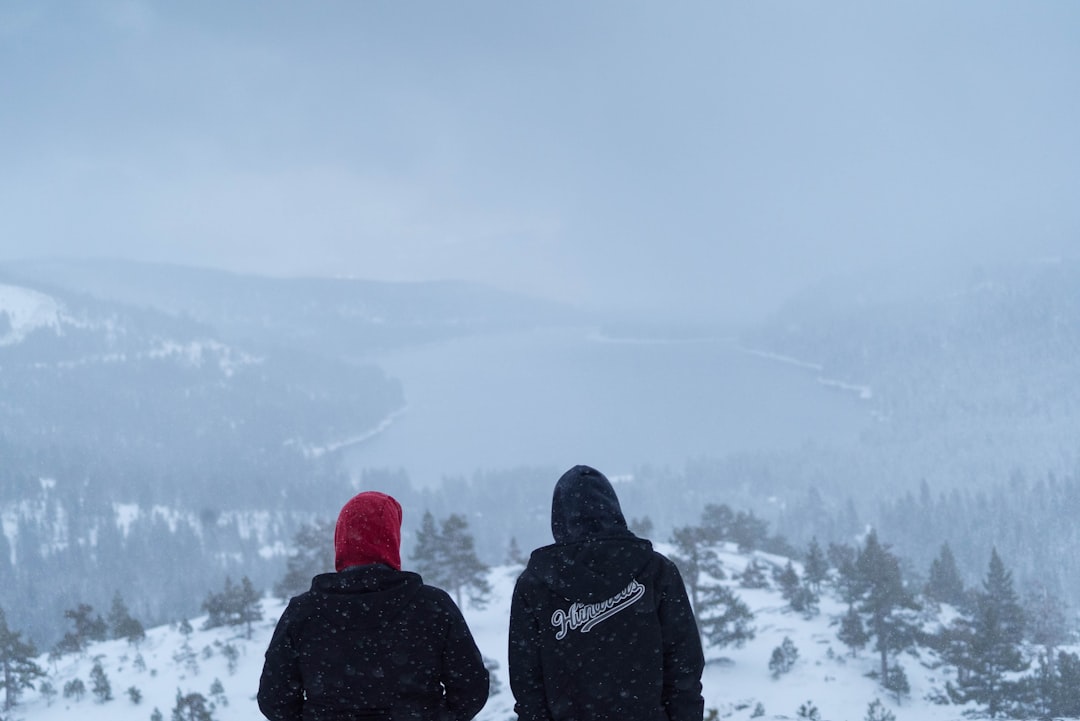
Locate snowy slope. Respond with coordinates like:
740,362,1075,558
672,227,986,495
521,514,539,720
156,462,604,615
0,283,69,345
18,548,983,721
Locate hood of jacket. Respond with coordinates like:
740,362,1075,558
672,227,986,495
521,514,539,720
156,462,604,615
527,465,656,602
308,564,423,629
334,491,402,572
550,464,631,543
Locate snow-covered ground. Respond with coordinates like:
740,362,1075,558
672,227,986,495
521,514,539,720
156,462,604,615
18,545,979,721
0,283,67,345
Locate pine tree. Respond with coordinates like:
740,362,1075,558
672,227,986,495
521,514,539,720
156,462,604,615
209,678,226,707
127,685,142,704
776,560,818,616
202,576,263,636
699,503,735,543
221,644,239,675
731,510,769,552
671,525,718,616
411,510,448,588
837,604,870,657
506,536,527,566
1025,583,1070,671
946,548,1028,718
39,679,57,706
883,663,909,704
234,576,264,639
54,603,108,656
90,658,112,702
796,700,821,720
440,514,491,609
776,561,800,602
855,531,918,683
803,537,829,592
273,519,335,600
171,689,215,721
628,516,654,538
108,592,146,646
0,607,45,711
925,542,965,606
63,677,86,701
769,637,799,677
864,698,896,721
698,584,755,649
738,559,770,589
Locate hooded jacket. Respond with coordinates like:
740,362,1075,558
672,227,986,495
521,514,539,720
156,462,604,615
508,466,704,721
258,493,489,721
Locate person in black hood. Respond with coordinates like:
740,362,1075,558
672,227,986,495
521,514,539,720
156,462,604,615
258,491,489,721
509,465,704,721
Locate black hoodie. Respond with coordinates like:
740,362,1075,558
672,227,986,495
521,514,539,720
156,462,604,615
509,466,704,721
258,564,489,721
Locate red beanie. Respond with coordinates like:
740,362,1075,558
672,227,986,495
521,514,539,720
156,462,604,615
334,491,403,572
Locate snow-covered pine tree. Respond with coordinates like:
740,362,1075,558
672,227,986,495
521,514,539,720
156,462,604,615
108,591,146,646
803,537,829,592
738,559,770,589
0,607,45,712
883,663,909,704
855,531,919,684
864,698,896,721
411,510,448,588
273,519,335,600
54,603,107,657
670,524,724,622
837,604,869,657
776,560,818,616
506,536,527,566
698,584,755,649
234,576,264,639
172,689,215,721
90,658,112,703
628,516,654,538
769,636,799,677
925,542,965,607
1025,582,1070,672
439,514,491,609
201,576,263,637
946,548,1027,718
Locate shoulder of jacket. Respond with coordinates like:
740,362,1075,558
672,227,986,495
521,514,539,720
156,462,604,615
412,582,458,609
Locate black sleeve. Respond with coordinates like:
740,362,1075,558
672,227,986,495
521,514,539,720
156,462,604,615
257,602,305,721
657,559,705,721
508,577,551,721
438,592,490,721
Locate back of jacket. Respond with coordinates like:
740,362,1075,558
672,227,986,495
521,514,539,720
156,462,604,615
508,466,704,721
258,564,488,721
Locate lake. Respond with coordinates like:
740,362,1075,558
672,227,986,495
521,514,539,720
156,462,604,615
344,327,871,487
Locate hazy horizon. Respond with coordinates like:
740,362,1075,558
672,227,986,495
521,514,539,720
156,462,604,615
2,1,1078,322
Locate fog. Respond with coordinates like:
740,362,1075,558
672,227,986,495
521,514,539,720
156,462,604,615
6,7,1080,715
2,1,1078,321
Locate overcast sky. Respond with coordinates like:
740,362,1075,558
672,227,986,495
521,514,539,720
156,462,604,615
1,1,1078,321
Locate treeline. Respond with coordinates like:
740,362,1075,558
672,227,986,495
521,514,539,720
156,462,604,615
0,498,323,648
4,500,1080,720
658,502,1080,719
0,575,262,718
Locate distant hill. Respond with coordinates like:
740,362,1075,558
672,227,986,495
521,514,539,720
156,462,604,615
741,258,1080,494
0,258,586,357
0,276,400,510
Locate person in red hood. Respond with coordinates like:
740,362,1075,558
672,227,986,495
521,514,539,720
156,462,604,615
258,491,489,721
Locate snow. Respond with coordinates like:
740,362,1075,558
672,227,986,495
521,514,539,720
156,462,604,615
0,283,65,345
17,547,983,721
